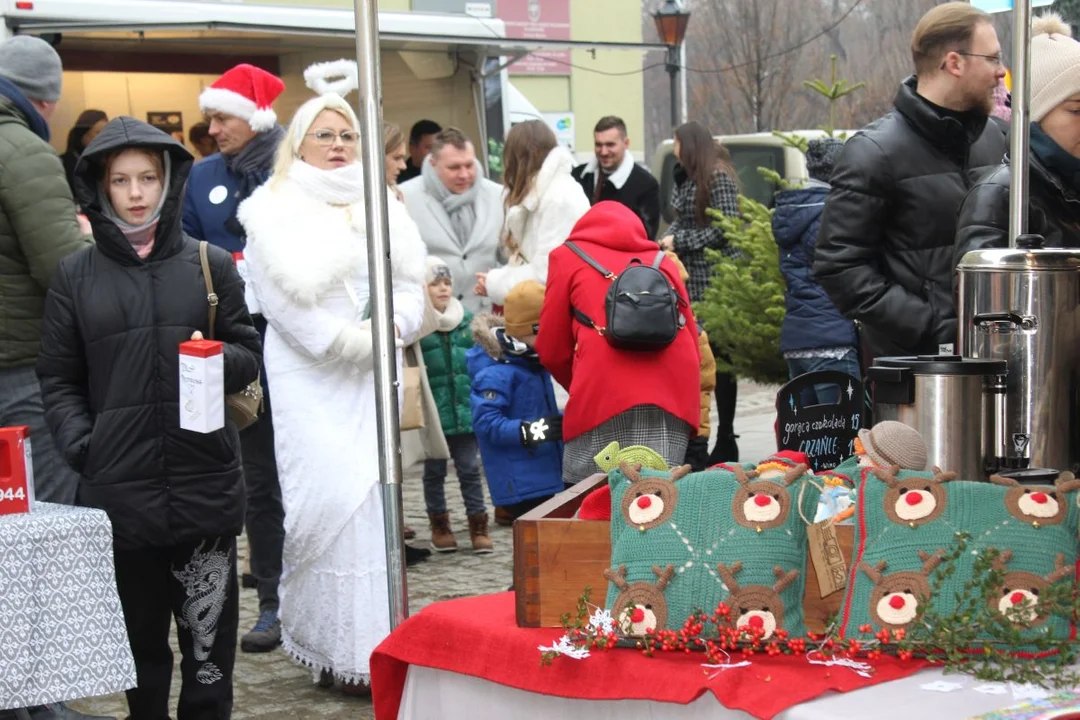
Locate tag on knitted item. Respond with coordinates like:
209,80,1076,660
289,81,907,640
808,520,846,598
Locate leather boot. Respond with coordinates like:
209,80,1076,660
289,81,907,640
428,512,458,553
468,512,494,554
493,506,514,527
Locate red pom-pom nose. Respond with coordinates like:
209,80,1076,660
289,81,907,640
1010,592,1026,605
1031,493,1049,504
630,607,646,623
905,493,923,506
748,615,765,629
889,595,907,610
754,495,772,507
637,496,652,509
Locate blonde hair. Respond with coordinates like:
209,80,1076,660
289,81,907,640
270,93,361,185
911,1,991,76
384,122,405,156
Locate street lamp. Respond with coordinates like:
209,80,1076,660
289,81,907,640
653,0,691,129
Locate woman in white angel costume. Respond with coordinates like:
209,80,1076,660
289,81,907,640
238,61,426,691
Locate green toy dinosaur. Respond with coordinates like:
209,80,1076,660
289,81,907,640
595,441,668,473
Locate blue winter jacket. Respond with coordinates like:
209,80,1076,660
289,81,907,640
182,154,244,252
772,182,858,353
466,316,564,507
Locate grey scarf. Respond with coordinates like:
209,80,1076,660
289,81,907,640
421,156,483,248
223,125,286,239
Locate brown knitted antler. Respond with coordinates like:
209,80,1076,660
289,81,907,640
859,560,888,585
732,465,751,486
619,462,644,484
919,550,946,577
604,564,630,591
772,567,800,593
1046,554,1073,584
782,463,810,487
716,561,743,592
990,549,1013,573
990,474,1021,488
874,465,902,488
653,564,676,591
668,465,692,482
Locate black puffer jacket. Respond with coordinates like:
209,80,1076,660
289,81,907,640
37,117,261,550
814,76,1007,361
955,130,1080,263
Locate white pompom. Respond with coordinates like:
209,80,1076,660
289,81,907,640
1033,12,1072,38
304,60,360,97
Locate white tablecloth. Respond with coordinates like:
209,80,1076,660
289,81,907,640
398,664,1064,720
0,502,136,709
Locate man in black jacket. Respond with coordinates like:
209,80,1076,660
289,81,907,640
814,1,1007,363
572,116,660,239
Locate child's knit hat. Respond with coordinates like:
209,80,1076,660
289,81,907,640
504,280,544,338
426,255,452,285
857,421,928,471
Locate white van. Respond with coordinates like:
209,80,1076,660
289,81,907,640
650,129,851,231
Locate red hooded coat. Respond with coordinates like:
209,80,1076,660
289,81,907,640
536,201,700,442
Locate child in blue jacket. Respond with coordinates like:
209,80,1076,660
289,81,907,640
467,280,564,522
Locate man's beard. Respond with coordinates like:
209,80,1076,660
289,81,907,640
966,86,995,116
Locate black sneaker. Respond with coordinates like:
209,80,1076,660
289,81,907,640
240,609,281,653
405,544,431,566
26,704,115,720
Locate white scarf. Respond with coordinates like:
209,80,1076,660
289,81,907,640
287,159,366,206
434,296,465,332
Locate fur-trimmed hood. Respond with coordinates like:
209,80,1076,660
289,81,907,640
471,312,506,360
238,174,427,306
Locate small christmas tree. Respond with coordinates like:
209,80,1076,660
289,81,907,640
695,58,863,385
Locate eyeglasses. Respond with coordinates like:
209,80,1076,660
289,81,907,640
941,51,1003,70
306,129,360,147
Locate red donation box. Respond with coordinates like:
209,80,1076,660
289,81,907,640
0,426,34,515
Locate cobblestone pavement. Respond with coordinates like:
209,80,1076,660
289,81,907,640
69,381,781,719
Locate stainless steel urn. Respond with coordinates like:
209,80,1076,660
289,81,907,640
867,356,1006,479
957,241,1080,473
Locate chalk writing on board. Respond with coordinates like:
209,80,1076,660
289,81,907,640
775,371,863,472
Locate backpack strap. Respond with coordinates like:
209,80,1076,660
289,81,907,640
199,241,219,341
652,251,665,268
565,241,615,279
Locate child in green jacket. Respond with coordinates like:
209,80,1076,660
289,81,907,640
420,257,491,554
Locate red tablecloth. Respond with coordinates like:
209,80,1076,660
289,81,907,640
370,592,931,720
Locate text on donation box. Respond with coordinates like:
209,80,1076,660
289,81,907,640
0,426,35,515
179,340,225,433
776,371,863,472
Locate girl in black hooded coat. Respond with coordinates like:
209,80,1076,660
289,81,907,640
37,117,261,720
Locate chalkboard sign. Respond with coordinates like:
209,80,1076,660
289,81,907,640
774,371,863,472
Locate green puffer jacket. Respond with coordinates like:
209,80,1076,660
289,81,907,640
420,309,475,436
0,96,92,369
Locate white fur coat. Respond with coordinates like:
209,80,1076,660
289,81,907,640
485,146,590,304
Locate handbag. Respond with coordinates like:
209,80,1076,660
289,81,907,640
199,241,263,431
400,345,425,431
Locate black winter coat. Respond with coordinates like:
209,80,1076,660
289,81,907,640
813,76,1007,361
572,160,661,240
955,145,1080,265
37,117,261,550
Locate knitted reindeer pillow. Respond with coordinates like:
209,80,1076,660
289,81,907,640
839,466,1080,648
605,460,820,640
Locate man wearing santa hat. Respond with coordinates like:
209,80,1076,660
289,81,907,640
182,63,287,655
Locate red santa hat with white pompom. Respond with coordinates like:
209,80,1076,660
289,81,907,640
199,64,285,132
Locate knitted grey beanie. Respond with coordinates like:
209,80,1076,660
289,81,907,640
858,422,928,471
0,36,62,102
805,138,844,183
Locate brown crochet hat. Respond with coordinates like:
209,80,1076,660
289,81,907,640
858,421,928,471
504,280,544,338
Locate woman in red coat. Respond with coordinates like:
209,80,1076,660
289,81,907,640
536,201,700,482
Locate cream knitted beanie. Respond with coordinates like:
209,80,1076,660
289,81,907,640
1031,13,1080,123
858,422,928,472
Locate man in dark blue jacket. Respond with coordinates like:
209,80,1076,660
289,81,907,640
772,138,859,405
182,63,287,654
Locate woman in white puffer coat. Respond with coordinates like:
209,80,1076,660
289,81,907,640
477,119,589,304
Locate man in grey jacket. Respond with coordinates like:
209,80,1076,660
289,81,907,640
400,127,504,314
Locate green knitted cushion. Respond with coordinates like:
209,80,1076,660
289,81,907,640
605,461,820,641
839,467,1080,648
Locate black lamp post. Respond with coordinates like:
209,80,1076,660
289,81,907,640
652,0,691,129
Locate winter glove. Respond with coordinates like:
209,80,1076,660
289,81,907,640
520,414,563,448
331,320,373,364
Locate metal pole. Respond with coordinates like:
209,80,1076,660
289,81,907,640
352,0,409,630
1008,0,1032,245
679,41,688,125
668,47,678,131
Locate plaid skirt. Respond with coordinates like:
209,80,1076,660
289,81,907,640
563,404,693,482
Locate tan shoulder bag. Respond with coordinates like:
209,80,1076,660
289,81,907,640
199,241,263,431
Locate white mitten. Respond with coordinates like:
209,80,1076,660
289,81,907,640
332,321,373,364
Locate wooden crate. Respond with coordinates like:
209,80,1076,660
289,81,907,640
513,474,610,628
513,476,854,631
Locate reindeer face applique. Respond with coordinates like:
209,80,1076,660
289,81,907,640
989,551,1073,626
731,464,808,532
619,463,691,532
860,550,945,629
990,473,1080,528
605,564,675,636
716,561,798,640
877,466,956,527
